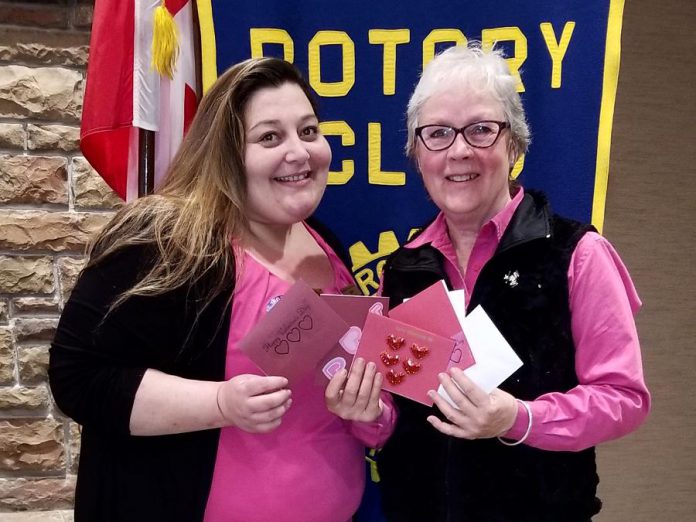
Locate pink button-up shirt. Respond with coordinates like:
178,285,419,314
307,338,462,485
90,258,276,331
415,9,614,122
406,188,650,451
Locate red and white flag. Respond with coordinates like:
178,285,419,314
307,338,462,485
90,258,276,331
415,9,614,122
80,0,199,201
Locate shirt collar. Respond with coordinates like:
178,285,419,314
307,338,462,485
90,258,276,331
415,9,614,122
489,186,525,242
407,187,525,249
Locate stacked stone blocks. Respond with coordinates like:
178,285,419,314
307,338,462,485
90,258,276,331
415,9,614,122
1,0,120,514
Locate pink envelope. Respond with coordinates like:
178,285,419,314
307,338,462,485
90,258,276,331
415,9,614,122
355,313,455,406
389,280,475,371
238,280,349,387
316,294,390,381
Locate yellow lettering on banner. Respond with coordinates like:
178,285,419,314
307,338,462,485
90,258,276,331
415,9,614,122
481,27,527,92
350,231,400,294
375,259,387,279
540,22,576,89
354,256,389,294
308,31,355,97
406,227,422,241
510,153,526,180
423,29,467,69
249,28,294,62
355,268,380,295
320,121,355,185
349,231,400,271
368,29,411,95
368,122,405,186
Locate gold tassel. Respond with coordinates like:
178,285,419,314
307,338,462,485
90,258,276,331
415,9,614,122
151,0,179,79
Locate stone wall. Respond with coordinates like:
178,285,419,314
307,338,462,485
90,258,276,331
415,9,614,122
0,0,120,512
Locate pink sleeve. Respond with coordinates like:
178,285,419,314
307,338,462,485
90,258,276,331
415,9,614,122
348,391,398,448
503,232,650,450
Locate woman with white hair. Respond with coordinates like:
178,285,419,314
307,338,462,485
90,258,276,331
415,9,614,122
377,43,650,522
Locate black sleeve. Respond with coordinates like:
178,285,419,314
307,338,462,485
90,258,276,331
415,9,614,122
49,245,186,436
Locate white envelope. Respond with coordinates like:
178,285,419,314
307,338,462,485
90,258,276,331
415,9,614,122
438,303,523,407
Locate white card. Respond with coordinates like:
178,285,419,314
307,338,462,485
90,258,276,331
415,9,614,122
438,304,523,406
447,289,466,324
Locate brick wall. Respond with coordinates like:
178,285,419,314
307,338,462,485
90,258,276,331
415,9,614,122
0,0,120,512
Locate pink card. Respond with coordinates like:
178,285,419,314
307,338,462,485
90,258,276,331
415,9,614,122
315,294,390,381
238,280,349,387
355,313,455,406
321,294,389,326
390,280,475,371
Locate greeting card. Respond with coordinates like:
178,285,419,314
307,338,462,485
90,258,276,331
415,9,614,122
355,313,455,406
316,294,390,381
238,280,349,387
459,305,523,392
437,304,524,408
390,280,475,371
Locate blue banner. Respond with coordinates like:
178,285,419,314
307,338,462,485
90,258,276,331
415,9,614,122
198,0,623,295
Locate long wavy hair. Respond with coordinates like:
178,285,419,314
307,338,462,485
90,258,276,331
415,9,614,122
87,57,319,309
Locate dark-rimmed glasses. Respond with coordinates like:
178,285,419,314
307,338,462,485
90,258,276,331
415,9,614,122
415,121,509,151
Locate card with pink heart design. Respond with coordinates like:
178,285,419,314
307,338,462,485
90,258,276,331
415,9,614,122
315,294,390,382
389,280,475,372
238,280,349,387
354,313,455,406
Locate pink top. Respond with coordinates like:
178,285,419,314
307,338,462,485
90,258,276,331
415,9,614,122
204,224,396,522
406,188,650,451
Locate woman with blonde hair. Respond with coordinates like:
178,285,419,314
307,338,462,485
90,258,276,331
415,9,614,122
49,57,395,522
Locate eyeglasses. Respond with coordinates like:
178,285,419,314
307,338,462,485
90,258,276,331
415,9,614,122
415,121,509,151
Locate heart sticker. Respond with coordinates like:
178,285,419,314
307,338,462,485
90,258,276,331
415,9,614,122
386,369,406,385
369,302,384,315
339,326,362,354
410,343,430,359
403,359,421,374
380,351,400,367
322,357,346,379
386,335,405,351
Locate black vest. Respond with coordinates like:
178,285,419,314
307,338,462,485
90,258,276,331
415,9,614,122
378,192,600,522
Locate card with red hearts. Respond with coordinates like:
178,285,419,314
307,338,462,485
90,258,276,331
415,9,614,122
315,294,390,382
354,313,455,406
238,280,349,387
389,280,475,372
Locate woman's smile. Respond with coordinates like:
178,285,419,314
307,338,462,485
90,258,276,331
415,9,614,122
445,172,480,182
273,171,312,183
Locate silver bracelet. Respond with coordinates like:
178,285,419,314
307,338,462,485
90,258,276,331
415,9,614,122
215,383,228,423
497,399,532,446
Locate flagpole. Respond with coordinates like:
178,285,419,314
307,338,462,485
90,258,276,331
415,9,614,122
138,128,155,197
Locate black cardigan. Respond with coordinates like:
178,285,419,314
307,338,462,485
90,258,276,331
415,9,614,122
49,218,352,521
49,243,231,521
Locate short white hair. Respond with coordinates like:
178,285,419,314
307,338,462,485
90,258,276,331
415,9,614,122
406,42,530,160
